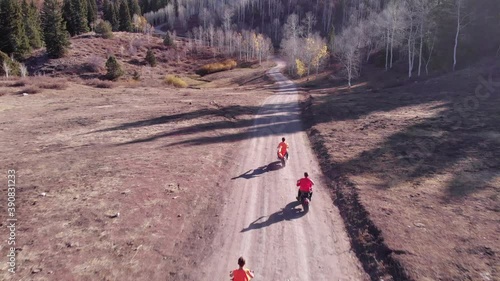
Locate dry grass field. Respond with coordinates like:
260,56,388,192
302,59,500,281
0,33,275,280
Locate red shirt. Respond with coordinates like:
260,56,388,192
231,268,253,281
297,177,314,192
277,142,288,156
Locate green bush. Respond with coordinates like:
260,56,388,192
0,51,21,77
163,32,175,47
95,20,113,39
105,55,124,80
164,75,187,88
132,70,141,81
145,49,157,67
196,59,238,76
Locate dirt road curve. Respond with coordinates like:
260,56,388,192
196,60,366,281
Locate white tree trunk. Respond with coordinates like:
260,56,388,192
418,21,424,76
390,26,395,69
385,28,390,70
453,0,461,71
408,15,414,78
426,35,436,75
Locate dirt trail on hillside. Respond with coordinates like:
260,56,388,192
195,60,366,281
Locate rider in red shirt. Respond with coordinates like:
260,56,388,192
230,257,254,281
296,172,314,201
277,137,289,160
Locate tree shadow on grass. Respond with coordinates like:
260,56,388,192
307,64,500,200
240,201,306,232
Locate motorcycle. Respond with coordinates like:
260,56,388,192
298,191,312,212
277,151,288,167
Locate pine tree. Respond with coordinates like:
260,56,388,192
105,55,124,80
63,0,89,36
111,2,120,31
103,0,120,32
95,20,113,39
76,0,89,33
119,0,132,32
87,0,97,28
128,0,141,18
42,0,70,58
163,31,174,47
62,0,75,35
23,0,43,49
145,49,157,66
0,0,31,58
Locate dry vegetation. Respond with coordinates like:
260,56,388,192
302,58,500,281
0,58,274,281
196,59,238,76
164,75,188,88
24,32,235,84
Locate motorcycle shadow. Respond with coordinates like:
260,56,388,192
231,161,283,180
267,160,284,170
240,201,307,232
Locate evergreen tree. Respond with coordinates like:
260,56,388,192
103,0,110,20
87,0,97,28
119,0,132,32
112,3,120,31
105,55,124,80
163,31,174,47
23,0,43,49
95,20,113,39
63,0,89,36
42,0,70,58
128,0,141,18
0,0,31,58
145,49,157,66
103,0,120,31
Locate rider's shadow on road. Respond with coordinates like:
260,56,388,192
240,201,306,232
231,161,283,180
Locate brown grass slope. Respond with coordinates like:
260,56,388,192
302,59,500,281
0,32,276,279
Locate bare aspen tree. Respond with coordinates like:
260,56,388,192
178,5,187,30
302,12,317,36
451,0,472,71
222,6,233,32
404,1,417,78
281,13,304,74
208,24,215,47
166,4,175,29
377,2,406,70
199,8,210,29
334,26,363,87
2,61,10,78
412,0,435,76
20,64,28,77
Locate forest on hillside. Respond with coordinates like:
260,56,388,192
1,0,499,83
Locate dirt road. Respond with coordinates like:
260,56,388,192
196,60,366,281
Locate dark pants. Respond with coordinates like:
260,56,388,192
297,190,312,201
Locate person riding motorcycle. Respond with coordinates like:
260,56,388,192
277,137,289,160
230,257,254,281
296,172,314,201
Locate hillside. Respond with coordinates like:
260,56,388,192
302,57,500,281
0,33,277,280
